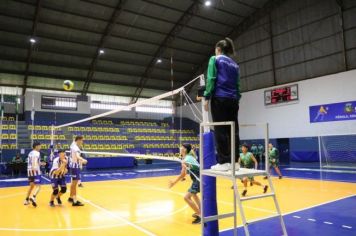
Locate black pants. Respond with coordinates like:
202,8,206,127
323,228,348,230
210,97,240,164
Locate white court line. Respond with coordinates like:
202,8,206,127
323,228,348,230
135,168,174,173
284,168,356,174
307,218,316,222
218,200,276,214
0,183,188,232
323,221,333,225
106,177,277,219
293,216,301,219
3,175,355,233
220,194,356,233
342,225,352,229
278,175,356,183
0,178,28,182
41,176,51,182
78,195,156,236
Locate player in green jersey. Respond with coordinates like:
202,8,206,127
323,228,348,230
169,144,201,224
238,144,268,197
264,143,283,179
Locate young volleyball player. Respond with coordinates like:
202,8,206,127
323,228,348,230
238,144,268,197
77,147,85,188
49,150,68,207
264,143,283,179
24,142,45,207
68,136,87,206
169,144,201,224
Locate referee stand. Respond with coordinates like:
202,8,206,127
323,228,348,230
199,121,288,236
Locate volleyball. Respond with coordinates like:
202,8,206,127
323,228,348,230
63,80,74,91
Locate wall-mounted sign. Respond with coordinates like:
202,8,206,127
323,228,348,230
310,100,356,123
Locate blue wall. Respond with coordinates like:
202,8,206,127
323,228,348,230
289,137,319,162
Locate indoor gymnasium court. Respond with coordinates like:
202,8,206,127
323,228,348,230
0,0,355,236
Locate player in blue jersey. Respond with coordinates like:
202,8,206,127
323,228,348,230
203,38,240,171
169,144,201,224
68,136,87,206
24,142,45,207
49,150,68,207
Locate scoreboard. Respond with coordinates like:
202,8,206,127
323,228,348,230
264,84,298,106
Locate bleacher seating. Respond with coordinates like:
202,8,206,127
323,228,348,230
0,116,17,149
5,118,199,154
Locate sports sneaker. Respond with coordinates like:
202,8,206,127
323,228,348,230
78,183,84,188
192,213,199,218
263,185,268,193
49,201,55,207
279,176,283,179
192,216,201,224
242,190,247,197
29,197,37,207
211,163,230,171
68,197,74,203
56,197,62,205
24,198,30,205
263,176,268,180
72,201,84,207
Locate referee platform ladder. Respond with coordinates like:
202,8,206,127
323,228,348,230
199,121,288,236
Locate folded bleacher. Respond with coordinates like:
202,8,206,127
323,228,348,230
24,119,199,156
1,116,17,149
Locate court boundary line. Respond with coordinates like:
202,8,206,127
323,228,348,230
1,168,355,189
280,175,356,183
43,175,154,235
219,194,356,233
108,176,279,215
0,184,188,232
0,175,355,234
78,195,157,236
284,167,356,174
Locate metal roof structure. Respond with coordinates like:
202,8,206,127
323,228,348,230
0,0,270,97
0,0,355,99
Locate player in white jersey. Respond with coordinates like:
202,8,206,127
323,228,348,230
68,136,87,206
77,146,85,188
24,142,45,207
49,150,68,207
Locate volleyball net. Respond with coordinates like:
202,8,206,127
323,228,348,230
49,75,203,165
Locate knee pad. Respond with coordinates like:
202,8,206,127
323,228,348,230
60,187,67,194
53,188,59,195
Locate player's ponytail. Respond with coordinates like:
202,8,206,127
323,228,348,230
215,37,235,56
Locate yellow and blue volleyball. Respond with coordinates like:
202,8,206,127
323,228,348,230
63,80,74,91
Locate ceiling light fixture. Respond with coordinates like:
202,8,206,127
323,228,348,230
204,1,212,7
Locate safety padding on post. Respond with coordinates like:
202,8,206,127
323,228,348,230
203,131,219,236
